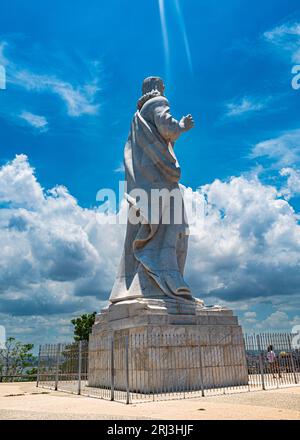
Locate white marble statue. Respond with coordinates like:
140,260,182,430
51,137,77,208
89,79,248,391
110,77,195,304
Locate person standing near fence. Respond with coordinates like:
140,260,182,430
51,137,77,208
267,345,282,379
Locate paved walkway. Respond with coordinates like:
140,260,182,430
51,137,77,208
0,382,299,420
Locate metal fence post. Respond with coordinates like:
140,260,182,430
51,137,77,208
256,335,266,390
125,335,130,404
198,339,205,397
36,345,41,387
77,341,82,395
110,335,115,401
287,334,298,384
54,343,61,391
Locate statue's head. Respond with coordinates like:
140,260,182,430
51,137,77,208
137,77,165,110
142,76,165,96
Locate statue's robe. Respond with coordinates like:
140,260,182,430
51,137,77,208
109,95,192,303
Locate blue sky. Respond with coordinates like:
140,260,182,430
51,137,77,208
1,0,300,345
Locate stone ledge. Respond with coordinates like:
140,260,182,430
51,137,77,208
92,298,236,333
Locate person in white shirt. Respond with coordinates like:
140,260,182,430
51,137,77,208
267,345,281,379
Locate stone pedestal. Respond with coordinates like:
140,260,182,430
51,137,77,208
88,298,248,393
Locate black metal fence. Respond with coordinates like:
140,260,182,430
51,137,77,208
36,332,300,404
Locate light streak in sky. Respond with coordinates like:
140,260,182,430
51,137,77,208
158,0,194,77
158,0,171,76
174,0,193,75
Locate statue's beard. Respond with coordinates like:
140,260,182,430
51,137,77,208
137,89,164,110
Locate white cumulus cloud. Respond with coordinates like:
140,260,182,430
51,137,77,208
255,311,300,331
1,155,300,341
186,174,300,302
251,129,300,168
0,155,124,318
280,167,300,199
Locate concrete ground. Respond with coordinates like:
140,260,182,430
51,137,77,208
0,382,299,420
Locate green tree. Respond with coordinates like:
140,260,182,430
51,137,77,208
0,337,36,378
71,312,96,341
25,367,38,381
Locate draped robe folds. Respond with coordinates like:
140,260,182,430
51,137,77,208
109,95,193,303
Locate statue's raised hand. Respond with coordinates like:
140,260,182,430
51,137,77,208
179,114,194,132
